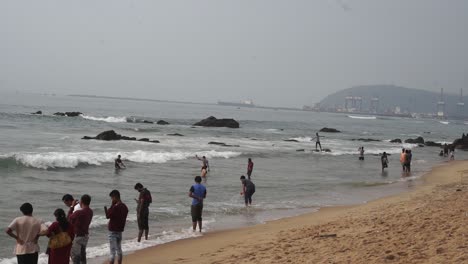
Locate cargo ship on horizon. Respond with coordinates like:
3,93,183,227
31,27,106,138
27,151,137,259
217,99,256,108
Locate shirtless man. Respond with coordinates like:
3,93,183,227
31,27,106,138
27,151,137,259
115,155,125,169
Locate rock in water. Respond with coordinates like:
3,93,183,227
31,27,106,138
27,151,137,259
32,111,42,115
404,137,424,144
54,112,66,116
390,138,402,143
157,120,170,125
138,138,150,142
64,112,82,117
425,141,442,147
193,116,239,128
96,130,121,140
167,133,184,136
319,127,340,133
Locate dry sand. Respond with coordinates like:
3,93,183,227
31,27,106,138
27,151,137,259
123,161,468,264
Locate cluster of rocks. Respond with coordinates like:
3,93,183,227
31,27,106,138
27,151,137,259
352,138,381,142
193,116,239,128
319,127,340,133
82,130,159,143
54,112,83,117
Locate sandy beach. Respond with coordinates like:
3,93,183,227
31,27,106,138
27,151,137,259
122,160,468,264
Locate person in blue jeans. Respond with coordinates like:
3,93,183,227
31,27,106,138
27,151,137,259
104,190,128,264
189,176,207,232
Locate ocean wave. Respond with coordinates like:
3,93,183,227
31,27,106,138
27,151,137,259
80,115,127,123
347,115,377,120
288,136,312,142
0,150,242,169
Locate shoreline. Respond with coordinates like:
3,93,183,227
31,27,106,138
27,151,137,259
121,160,468,263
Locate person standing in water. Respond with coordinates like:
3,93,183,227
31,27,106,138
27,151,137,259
247,158,254,179
134,183,152,242
240,175,256,206
104,190,128,264
114,155,125,169
312,133,322,151
381,152,389,171
188,176,207,232
195,155,210,171
358,146,365,160
400,148,406,171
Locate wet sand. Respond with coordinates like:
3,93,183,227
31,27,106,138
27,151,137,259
122,161,468,264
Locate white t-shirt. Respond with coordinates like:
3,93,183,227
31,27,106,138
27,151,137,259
8,215,45,255
73,203,82,211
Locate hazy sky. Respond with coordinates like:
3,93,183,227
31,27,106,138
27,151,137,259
1,1,468,107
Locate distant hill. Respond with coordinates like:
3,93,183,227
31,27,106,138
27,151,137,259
318,85,466,117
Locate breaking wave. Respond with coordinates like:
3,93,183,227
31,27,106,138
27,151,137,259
80,115,127,123
0,150,242,169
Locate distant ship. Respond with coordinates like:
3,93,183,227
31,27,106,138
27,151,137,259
217,100,255,108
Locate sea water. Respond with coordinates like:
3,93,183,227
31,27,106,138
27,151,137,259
0,91,465,263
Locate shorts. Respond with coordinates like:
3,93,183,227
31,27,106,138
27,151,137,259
191,204,203,222
244,190,255,204
137,207,149,230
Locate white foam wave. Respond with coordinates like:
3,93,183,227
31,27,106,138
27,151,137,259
8,150,242,169
348,115,377,120
439,121,449,125
288,137,312,142
80,115,127,123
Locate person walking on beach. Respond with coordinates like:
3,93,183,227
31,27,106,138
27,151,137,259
189,176,207,232
134,183,152,242
68,194,93,264
115,155,125,169
104,190,128,264
5,203,44,264
400,148,406,171
381,152,389,171
358,146,365,160
196,155,210,171
40,208,75,264
62,194,81,211
240,175,256,206
312,133,322,151
247,158,254,179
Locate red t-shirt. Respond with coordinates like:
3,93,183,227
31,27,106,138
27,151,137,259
69,207,93,236
106,202,128,232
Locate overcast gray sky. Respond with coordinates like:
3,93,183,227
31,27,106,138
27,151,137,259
1,0,467,107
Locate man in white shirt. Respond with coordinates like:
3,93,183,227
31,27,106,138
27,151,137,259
5,203,45,264
62,194,82,211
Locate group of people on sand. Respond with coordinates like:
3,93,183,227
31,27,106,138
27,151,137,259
5,155,256,264
5,183,152,264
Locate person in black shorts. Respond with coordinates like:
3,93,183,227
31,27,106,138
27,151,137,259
240,175,255,206
134,183,152,242
188,176,207,232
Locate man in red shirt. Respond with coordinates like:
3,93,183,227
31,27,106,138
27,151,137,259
105,190,128,264
68,194,93,264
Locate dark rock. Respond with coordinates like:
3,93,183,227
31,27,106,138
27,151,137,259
143,120,154,124
193,116,239,128
405,137,424,144
456,189,462,192
32,111,42,115
82,136,94,140
96,130,121,141
54,112,82,117
138,138,150,142
64,112,82,117
390,138,402,143
418,144,425,147
157,120,170,125
296,149,305,152
322,148,331,152
167,133,184,136
208,141,240,147
121,136,136,141
284,139,299,142
151,140,160,143
319,127,340,133
352,138,381,142
452,133,468,149
425,141,442,147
